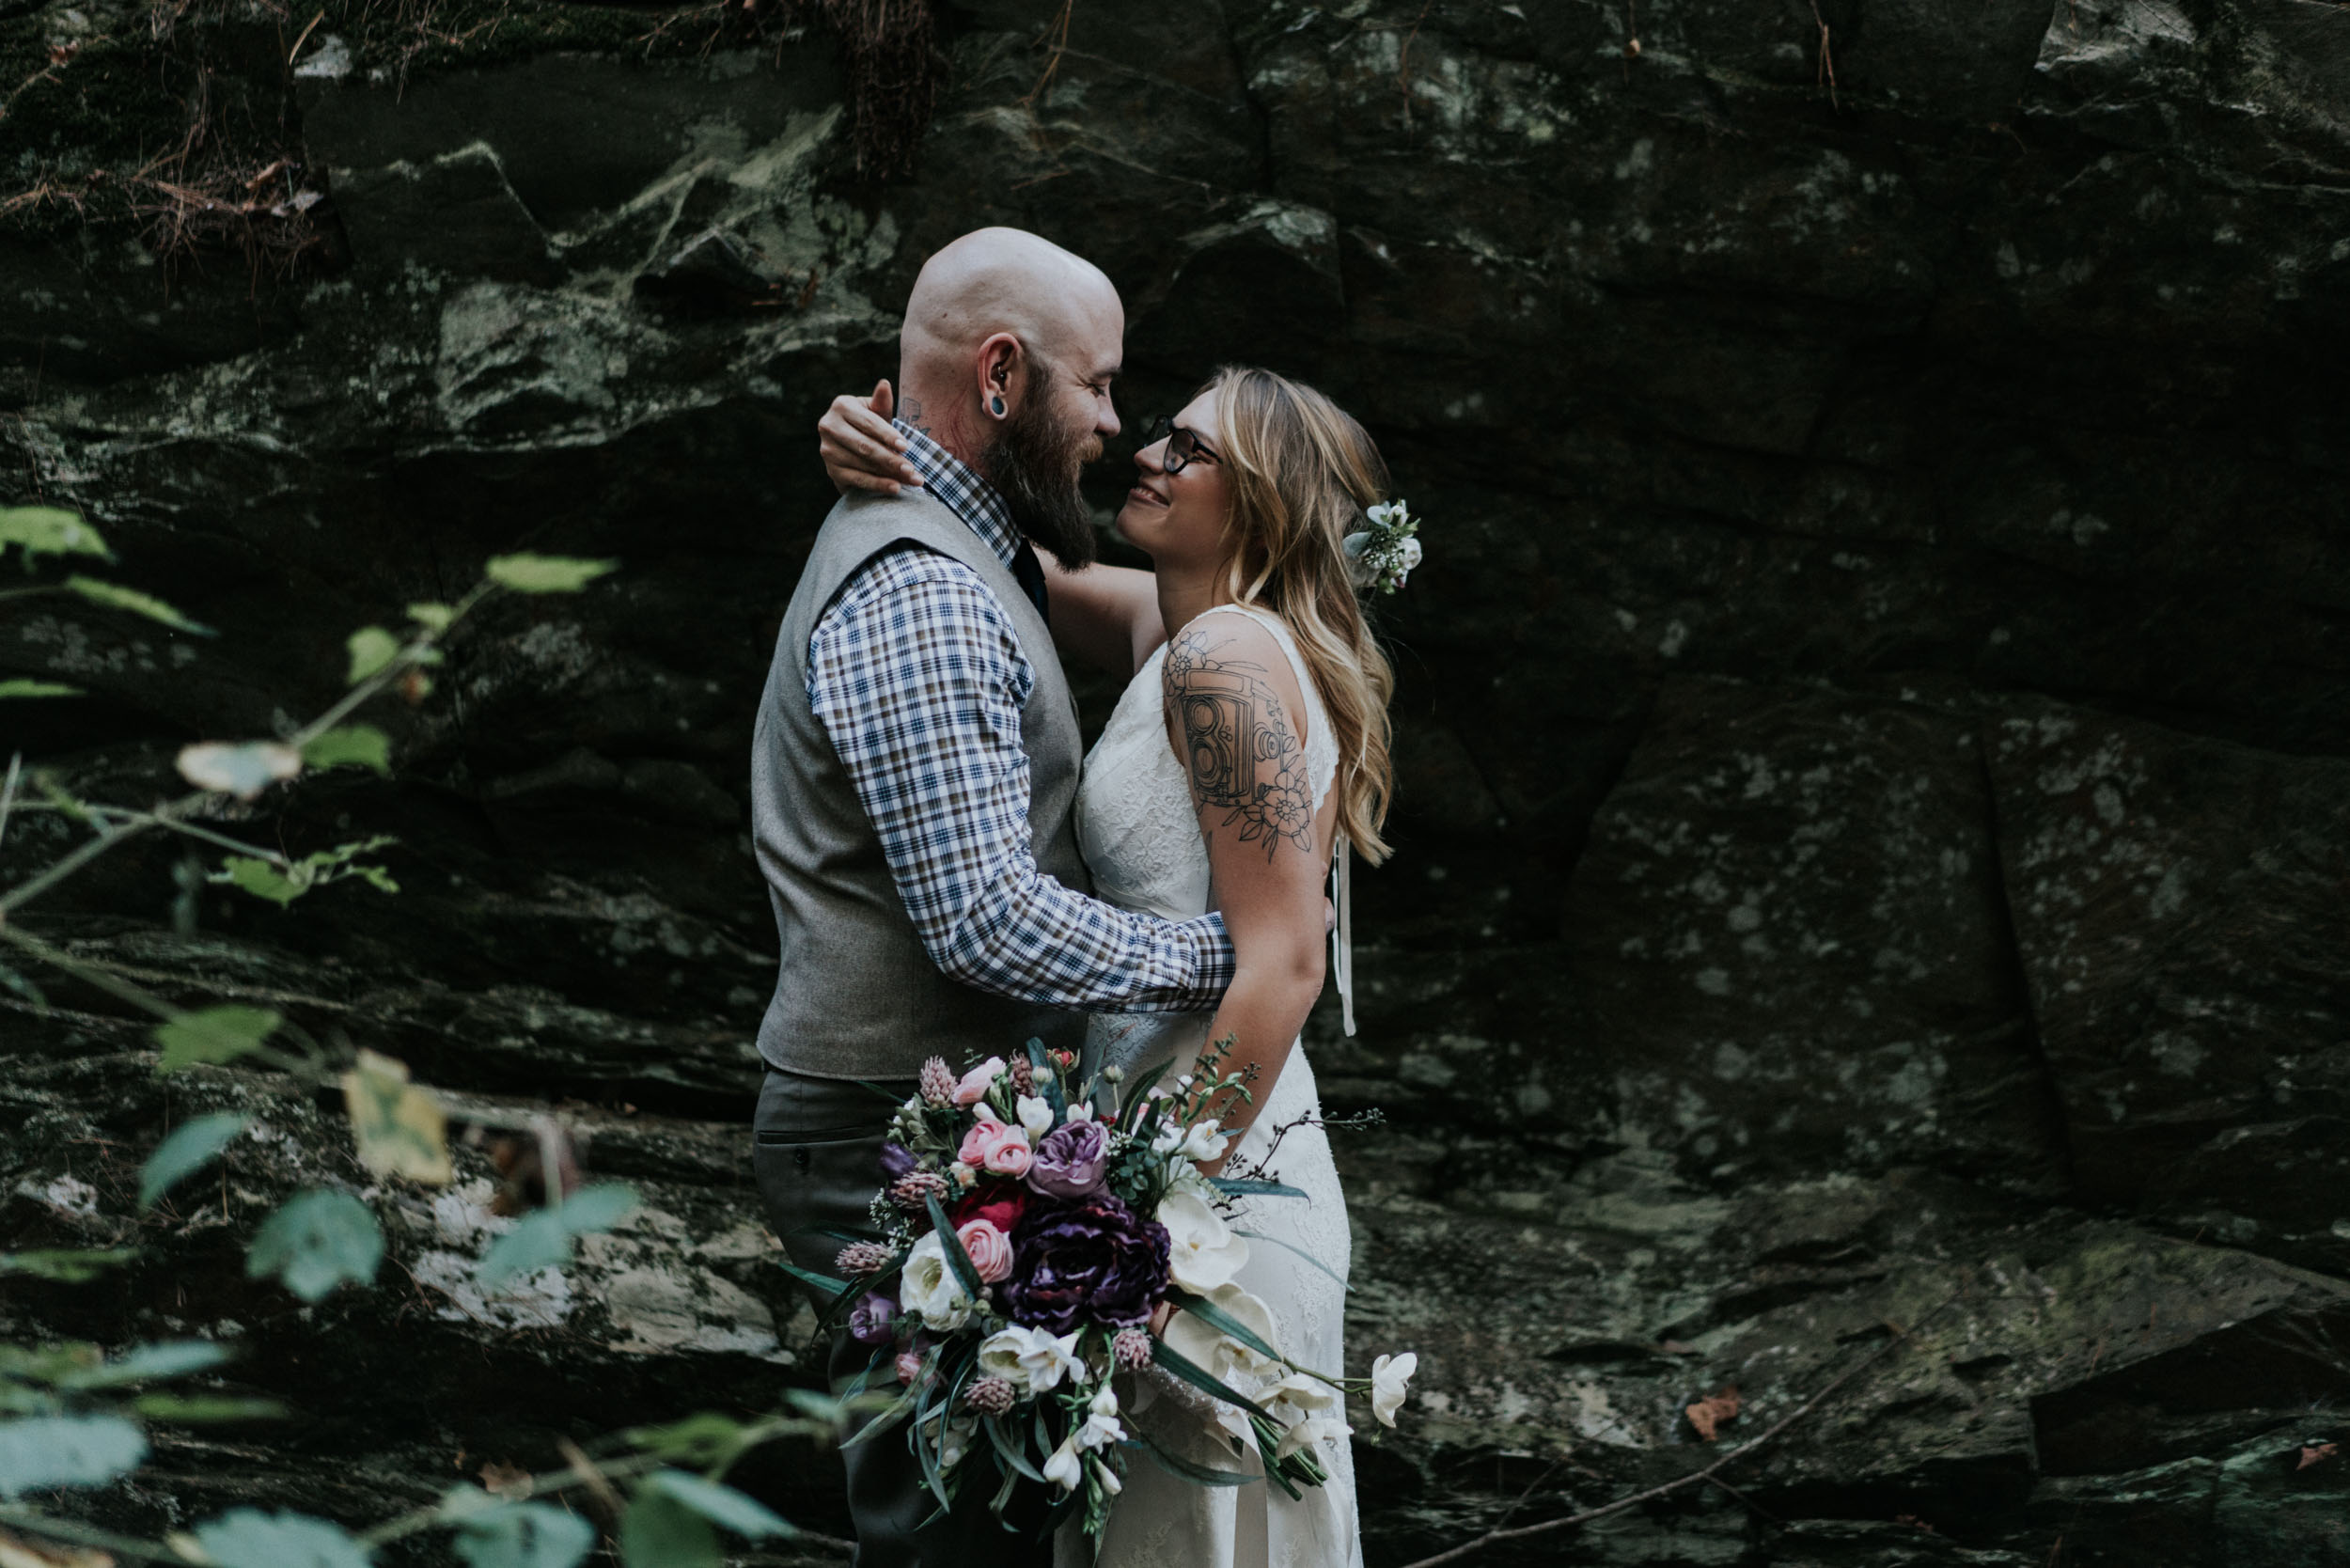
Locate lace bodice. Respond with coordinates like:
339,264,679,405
1076,604,1339,924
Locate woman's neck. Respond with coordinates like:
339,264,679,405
1153,557,1234,641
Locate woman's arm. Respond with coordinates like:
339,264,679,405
1042,556,1163,682
1160,613,1331,1171
817,383,1162,679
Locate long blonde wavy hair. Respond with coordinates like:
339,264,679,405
1206,365,1398,865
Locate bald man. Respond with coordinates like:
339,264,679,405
747,229,1238,1565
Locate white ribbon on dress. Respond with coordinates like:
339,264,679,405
1330,833,1355,1036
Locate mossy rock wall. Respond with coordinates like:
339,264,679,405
6,0,2350,1562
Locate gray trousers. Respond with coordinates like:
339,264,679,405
754,1069,1054,1568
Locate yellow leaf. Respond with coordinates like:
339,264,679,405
339,1049,452,1185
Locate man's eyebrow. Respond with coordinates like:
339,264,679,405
1090,362,1122,383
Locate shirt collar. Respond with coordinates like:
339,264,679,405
894,419,1023,572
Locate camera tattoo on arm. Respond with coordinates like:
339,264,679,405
1167,627,1317,861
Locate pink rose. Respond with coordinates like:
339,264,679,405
954,1057,1007,1106
956,1218,1014,1284
958,1113,1033,1178
896,1347,925,1385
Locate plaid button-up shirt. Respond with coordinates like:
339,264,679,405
804,421,1234,1011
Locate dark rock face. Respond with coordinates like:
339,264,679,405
6,0,2350,1561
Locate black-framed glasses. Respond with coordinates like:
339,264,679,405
1140,415,1221,475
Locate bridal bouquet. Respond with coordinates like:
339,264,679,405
788,1038,1416,1542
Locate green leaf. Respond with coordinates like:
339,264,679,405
193,1509,372,1568
453,1502,595,1568
1148,1337,1277,1423
0,506,110,564
484,555,618,594
61,1341,229,1388
132,1393,287,1423
618,1486,718,1568
982,1415,1043,1482
475,1183,637,1291
0,1248,133,1281
773,1259,853,1299
155,1006,282,1072
0,1415,147,1497
1206,1177,1308,1200
215,857,304,906
623,1413,749,1466
63,575,212,635
245,1190,383,1303
345,627,400,685
1130,1429,1257,1487
405,602,455,634
0,679,80,698
301,726,390,776
140,1113,249,1208
923,1193,984,1301
639,1471,793,1540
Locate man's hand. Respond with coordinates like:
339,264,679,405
819,379,921,495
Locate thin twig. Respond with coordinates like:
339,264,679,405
1392,1289,1965,1568
0,751,20,854
1809,0,1839,109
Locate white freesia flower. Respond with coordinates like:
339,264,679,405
1065,1101,1094,1123
1151,1118,1230,1163
900,1231,973,1330
1091,1455,1121,1495
1073,1380,1125,1450
1016,1094,1055,1140
1042,1436,1083,1492
1157,1191,1249,1293
977,1324,1085,1395
1371,1351,1418,1428
1163,1283,1282,1378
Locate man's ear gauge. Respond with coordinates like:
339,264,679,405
990,396,1007,417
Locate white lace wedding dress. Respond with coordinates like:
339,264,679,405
1057,604,1363,1568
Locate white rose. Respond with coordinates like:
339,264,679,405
1157,1190,1250,1293
1397,537,1422,570
976,1324,1084,1396
901,1231,973,1331
1016,1094,1055,1140
1163,1283,1282,1378
1371,1351,1418,1428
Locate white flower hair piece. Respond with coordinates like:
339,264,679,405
1341,498,1422,595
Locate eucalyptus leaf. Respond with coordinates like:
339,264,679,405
245,1190,383,1302
192,1508,373,1568
617,1486,717,1568
345,627,400,685
405,602,455,633
61,1340,229,1388
484,555,618,594
452,1501,595,1568
0,1415,148,1497
64,575,212,635
639,1471,793,1539
0,680,80,698
301,726,390,776
140,1113,249,1208
1206,1177,1308,1200
155,1006,282,1072
0,506,110,564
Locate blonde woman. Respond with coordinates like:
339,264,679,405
822,366,1402,1568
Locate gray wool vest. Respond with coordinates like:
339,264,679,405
750,486,1091,1081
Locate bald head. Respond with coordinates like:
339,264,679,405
901,227,1122,384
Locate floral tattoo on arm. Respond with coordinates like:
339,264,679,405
1167,627,1316,860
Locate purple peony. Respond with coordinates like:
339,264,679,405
848,1291,898,1346
1002,1194,1170,1332
879,1141,917,1181
1026,1119,1110,1199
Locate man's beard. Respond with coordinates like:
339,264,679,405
984,386,1102,567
